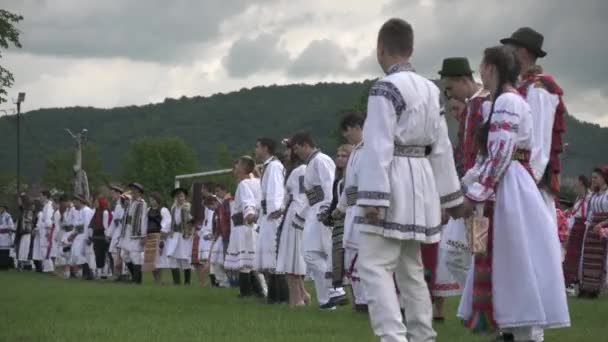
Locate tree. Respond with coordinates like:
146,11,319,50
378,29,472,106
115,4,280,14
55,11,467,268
121,137,199,197
0,9,23,104
42,144,110,195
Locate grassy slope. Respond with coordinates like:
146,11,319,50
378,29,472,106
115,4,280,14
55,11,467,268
0,271,605,342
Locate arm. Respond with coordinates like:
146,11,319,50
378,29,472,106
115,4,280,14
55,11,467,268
317,158,336,212
429,114,464,209
527,86,559,182
140,202,148,237
241,184,258,224
466,95,522,202
266,163,286,214
356,80,397,208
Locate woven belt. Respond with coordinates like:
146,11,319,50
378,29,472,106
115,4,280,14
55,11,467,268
306,185,324,206
345,186,358,207
394,145,430,158
0,228,10,234
62,225,74,232
261,200,267,215
75,225,85,234
513,149,531,163
232,212,244,226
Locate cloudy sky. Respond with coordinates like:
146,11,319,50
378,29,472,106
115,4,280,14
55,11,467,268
1,0,607,126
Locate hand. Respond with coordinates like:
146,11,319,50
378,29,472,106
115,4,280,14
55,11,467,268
331,208,345,220
462,198,476,218
245,214,256,225
446,204,465,220
441,210,450,225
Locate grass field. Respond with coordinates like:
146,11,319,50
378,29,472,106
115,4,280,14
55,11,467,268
1,271,606,342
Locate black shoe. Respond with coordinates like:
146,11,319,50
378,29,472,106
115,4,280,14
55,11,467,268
277,275,289,304
171,269,181,285
433,316,445,323
319,301,337,311
184,269,191,285
354,304,368,313
330,294,349,306
500,333,514,341
133,265,143,284
266,274,277,304
209,274,219,287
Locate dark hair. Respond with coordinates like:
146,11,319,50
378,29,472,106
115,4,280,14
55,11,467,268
592,168,608,188
238,156,256,174
59,194,69,203
476,46,520,155
578,175,591,189
378,18,414,57
41,190,51,199
290,131,316,148
340,112,365,131
257,137,277,156
150,192,164,208
284,147,304,182
215,183,227,192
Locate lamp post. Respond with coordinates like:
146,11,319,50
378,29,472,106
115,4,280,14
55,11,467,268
15,92,25,195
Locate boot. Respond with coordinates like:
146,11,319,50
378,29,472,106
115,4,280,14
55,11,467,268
184,269,191,285
133,265,143,284
238,272,252,297
81,263,93,280
251,272,265,298
171,268,181,285
277,274,289,304
125,262,135,281
209,274,218,287
266,274,277,304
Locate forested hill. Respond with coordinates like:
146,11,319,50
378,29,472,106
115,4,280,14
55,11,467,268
0,80,605,182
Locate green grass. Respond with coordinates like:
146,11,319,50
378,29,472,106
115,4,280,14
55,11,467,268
0,271,605,342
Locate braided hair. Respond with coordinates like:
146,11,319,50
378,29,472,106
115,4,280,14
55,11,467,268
477,46,520,156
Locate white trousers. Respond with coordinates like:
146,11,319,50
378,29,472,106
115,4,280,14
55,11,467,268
503,326,544,341
121,250,143,265
345,247,368,305
304,251,332,305
359,232,436,342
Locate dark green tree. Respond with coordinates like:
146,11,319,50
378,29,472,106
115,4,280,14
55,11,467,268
0,9,23,104
42,145,110,194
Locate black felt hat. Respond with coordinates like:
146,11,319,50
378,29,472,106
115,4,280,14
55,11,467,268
171,187,188,198
109,184,125,194
500,27,547,58
438,57,474,77
128,182,145,194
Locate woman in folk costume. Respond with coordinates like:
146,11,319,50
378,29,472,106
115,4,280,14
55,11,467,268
53,195,72,278
457,46,570,341
276,140,311,307
17,195,35,270
198,196,217,286
32,190,54,273
563,175,592,292
89,196,112,279
190,183,205,286
0,204,15,270
146,192,171,285
579,166,608,298
225,156,265,298
106,185,127,281
166,187,193,285
209,184,233,288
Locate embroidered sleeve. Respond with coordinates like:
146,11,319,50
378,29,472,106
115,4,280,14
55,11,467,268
240,182,258,218
429,111,464,208
466,95,522,202
357,80,398,208
160,208,172,233
265,162,285,214
317,157,336,210
526,86,559,182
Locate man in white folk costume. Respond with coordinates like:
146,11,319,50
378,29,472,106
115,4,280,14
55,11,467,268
119,183,148,284
255,137,289,304
0,205,15,270
291,131,344,310
107,185,127,281
334,112,369,312
69,194,95,280
166,187,194,285
354,19,464,342
32,190,55,273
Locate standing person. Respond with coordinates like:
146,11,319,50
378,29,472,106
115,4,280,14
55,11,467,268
69,194,95,280
17,195,35,271
146,192,171,285
89,196,112,279
166,187,193,285
291,131,338,310
197,194,216,287
457,46,570,341
119,183,148,284
501,27,567,214
579,167,608,298
210,184,233,288
225,157,264,298
53,195,72,278
106,185,126,281
0,205,14,270
355,19,464,342
563,175,592,293
277,141,310,307
255,137,288,304
32,190,54,273
334,113,368,312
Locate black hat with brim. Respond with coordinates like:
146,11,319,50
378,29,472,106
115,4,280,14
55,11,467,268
438,57,474,77
109,184,124,194
171,187,188,198
500,27,547,58
0,204,8,210
72,194,89,205
128,182,145,194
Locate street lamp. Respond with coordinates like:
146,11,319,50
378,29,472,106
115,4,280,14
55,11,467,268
15,92,25,195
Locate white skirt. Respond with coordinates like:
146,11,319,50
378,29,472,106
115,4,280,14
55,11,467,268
458,162,570,329
17,234,31,262
224,224,257,271
199,237,213,262
109,228,122,254
255,215,281,271
210,239,224,266
276,205,306,275
70,233,88,265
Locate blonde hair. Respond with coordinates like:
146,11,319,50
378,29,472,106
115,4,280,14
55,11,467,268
337,144,353,156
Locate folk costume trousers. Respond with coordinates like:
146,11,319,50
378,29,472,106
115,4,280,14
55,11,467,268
359,232,436,342
304,251,332,305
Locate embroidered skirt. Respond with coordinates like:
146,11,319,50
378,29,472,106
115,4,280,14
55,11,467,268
143,233,160,272
563,217,586,285
580,213,608,294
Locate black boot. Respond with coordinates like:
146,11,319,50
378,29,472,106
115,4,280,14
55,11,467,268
126,262,135,281
209,274,218,287
133,265,143,284
171,268,181,285
277,274,289,304
251,272,265,298
184,269,191,285
266,274,277,304
238,272,252,297
81,263,93,280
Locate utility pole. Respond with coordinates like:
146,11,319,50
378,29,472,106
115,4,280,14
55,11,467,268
65,128,90,202
14,93,25,195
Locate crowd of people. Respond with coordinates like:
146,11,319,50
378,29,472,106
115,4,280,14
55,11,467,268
0,18,607,342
